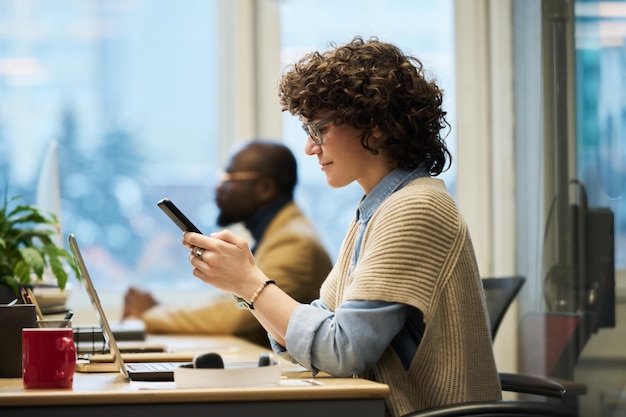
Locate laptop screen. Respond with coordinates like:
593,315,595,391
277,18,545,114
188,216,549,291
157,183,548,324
68,233,130,379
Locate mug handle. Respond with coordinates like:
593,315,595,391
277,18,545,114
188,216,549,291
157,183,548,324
56,336,77,380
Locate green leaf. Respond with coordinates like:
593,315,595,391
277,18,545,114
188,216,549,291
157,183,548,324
19,247,45,278
49,259,69,290
13,260,31,283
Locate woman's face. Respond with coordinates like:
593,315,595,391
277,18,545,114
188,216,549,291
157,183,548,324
303,117,393,194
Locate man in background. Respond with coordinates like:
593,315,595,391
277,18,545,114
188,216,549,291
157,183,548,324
122,139,332,347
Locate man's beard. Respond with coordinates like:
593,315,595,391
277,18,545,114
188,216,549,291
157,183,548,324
217,208,242,227
216,211,232,227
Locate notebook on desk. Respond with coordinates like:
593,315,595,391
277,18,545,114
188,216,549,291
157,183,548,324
69,233,191,381
74,319,147,343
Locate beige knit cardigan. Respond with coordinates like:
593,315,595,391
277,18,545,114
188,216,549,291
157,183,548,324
320,177,501,417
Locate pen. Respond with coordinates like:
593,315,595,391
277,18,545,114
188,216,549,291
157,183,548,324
26,288,45,322
20,288,29,304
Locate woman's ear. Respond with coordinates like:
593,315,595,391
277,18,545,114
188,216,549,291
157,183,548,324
372,125,382,139
368,126,386,151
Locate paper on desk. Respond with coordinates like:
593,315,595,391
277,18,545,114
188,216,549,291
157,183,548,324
131,381,177,390
280,379,325,386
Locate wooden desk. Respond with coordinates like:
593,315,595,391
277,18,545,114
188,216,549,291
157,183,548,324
0,335,389,417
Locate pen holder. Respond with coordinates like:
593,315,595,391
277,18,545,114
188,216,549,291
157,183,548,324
37,318,72,328
0,304,38,377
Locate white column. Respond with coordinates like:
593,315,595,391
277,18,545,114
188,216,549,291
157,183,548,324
455,0,518,377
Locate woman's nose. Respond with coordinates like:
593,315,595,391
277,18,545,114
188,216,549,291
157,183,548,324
304,136,320,156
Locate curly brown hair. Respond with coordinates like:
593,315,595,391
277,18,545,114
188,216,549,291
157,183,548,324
278,36,451,175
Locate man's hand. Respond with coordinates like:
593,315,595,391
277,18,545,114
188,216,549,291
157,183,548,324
122,286,159,319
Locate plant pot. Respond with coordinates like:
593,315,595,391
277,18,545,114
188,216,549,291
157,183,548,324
0,304,38,377
0,284,20,304
0,283,37,305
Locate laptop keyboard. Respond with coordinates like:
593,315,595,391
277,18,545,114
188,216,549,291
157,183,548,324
127,362,177,371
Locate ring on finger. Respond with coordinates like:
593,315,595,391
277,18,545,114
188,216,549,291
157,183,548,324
195,248,205,259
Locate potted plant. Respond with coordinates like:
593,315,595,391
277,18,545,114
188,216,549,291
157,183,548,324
0,192,79,303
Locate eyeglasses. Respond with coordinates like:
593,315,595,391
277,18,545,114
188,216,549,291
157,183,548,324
219,171,262,183
301,117,332,145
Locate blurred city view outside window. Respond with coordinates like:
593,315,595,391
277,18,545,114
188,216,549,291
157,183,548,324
0,1,458,292
0,0,220,290
574,0,626,270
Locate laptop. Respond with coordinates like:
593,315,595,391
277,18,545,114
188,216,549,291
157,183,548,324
69,233,191,381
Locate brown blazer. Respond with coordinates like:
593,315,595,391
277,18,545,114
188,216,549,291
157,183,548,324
142,202,332,347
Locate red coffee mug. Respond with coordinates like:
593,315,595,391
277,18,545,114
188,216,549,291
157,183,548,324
22,328,76,389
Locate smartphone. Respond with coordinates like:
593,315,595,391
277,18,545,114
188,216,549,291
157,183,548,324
157,198,203,234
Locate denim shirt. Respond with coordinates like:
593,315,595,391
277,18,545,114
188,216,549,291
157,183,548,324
269,167,429,376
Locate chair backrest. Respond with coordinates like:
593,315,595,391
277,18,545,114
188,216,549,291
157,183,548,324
482,276,526,340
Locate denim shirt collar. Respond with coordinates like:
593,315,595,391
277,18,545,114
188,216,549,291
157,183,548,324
355,165,429,224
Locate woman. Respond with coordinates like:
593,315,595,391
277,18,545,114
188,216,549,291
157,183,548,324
183,36,501,416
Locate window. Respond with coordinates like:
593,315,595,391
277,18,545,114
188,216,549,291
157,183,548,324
575,0,626,271
0,0,221,291
0,0,456,297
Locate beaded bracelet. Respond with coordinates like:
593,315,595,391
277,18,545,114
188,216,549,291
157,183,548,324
248,280,276,309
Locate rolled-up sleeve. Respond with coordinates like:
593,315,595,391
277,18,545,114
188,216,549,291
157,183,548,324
269,299,409,377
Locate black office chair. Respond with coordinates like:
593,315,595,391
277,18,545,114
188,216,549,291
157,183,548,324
481,276,586,400
400,276,581,417
482,276,526,340
400,372,578,417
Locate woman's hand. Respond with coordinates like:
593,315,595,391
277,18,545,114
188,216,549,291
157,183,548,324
182,230,268,300
184,230,301,346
